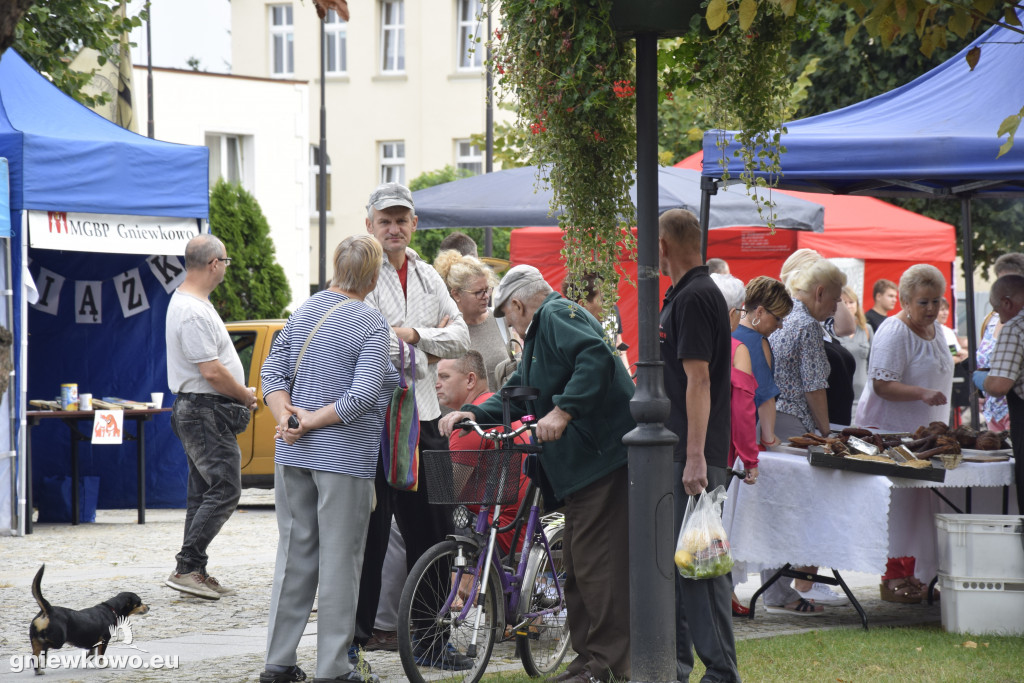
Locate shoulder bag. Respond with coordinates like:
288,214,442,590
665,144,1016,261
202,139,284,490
382,339,420,491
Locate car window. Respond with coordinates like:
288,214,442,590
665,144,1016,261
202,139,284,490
231,331,257,386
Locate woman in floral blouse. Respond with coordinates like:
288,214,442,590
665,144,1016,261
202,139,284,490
770,258,848,440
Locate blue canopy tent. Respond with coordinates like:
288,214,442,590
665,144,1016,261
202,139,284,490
699,10,1024,427
0,50,209,534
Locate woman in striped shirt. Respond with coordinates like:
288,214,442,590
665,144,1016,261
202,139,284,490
260,235,399,683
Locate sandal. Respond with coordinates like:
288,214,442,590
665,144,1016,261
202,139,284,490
764,597,826,616
879,579,924,604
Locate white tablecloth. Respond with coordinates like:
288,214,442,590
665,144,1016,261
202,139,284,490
722,451,1018,584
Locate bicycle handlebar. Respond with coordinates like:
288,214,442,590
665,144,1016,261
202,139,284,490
454,417,536,442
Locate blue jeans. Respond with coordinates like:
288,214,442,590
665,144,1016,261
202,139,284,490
170,397,243,574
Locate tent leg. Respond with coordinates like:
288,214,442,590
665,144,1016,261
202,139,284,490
960,196,980,430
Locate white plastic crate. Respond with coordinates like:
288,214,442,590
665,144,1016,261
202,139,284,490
934,514,1024,579
938,573,1024,636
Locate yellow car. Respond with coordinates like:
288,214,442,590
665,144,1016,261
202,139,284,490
226,319,285,488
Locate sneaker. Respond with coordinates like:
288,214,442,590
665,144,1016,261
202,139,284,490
260,665,307,683
204,575,236,596
796,583,850,606
414,643,474,671
313,672,380,683
364,629,398,652
165,571,220,600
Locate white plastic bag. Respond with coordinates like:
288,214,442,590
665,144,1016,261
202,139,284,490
674,485,734,579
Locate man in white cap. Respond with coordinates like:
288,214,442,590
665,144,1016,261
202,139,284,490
441,265,635,683
352,182,471,670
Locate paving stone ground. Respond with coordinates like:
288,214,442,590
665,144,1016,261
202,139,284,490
0,489,940,682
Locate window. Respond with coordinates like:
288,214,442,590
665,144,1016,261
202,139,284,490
380,1,405,73
456,140,482,175
324,9,347,74
206,133,246,189
310,145,332,215
457,0,482,70
379,141,406,184
230,331,257,386
270,4,294,76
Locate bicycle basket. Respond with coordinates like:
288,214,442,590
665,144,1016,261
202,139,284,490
422,449,523,506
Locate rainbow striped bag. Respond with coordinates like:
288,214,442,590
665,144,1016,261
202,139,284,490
382,340,420,491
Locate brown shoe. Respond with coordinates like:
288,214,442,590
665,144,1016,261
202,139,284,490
364,629,398,652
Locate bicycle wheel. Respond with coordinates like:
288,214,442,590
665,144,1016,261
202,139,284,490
397,539,503,683
517,525,571,677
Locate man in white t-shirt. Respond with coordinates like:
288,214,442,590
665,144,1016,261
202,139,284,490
164,234,256,600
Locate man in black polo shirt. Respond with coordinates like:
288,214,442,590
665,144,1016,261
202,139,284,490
658,209,740,683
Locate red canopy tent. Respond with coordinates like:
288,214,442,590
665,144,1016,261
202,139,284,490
509,154,956,357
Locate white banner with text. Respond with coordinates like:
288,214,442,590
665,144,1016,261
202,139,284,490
28,211,199,255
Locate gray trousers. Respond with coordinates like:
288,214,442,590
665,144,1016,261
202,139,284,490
374,517,407,632
265,464,374,679
675,464,741,683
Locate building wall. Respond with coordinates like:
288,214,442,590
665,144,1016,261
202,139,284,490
232,0,510,284
132,66,311,310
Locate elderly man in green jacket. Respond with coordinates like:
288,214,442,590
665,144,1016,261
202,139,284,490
441,265,635,683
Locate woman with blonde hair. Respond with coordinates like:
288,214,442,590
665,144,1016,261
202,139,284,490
434,250,509,390
854,264,954,603
762,254,849,613
839,286,873,416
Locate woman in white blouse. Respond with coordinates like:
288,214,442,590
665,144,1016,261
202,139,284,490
853,263,954,603
854,264,954,432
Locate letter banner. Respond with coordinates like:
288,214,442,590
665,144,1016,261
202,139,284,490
92,410,124,445
112,268,150,319
27,210,199,255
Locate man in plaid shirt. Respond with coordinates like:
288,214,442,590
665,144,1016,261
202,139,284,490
982,273,1024,514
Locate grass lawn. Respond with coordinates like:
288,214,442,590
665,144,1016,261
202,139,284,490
482,624,1024,682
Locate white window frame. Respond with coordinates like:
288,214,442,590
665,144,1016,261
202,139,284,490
206,133,253,191
457,0,483,71
380,1,406,74
310,145,333,216
379,141,406,185
455,139,483,175
270,4,294,77
324,9,347,75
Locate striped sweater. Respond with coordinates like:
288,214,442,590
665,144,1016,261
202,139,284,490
261,290,400,477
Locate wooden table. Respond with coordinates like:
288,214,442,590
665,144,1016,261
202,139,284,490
25,408,171,532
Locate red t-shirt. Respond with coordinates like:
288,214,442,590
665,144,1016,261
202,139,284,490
396,256,409,298
449,392,531,554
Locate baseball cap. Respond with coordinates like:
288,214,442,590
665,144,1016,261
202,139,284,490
367,182,415,212
493,265,545,317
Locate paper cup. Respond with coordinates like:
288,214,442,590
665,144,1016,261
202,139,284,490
150,392,164,409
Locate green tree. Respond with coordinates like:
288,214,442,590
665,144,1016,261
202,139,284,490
12,0,144,108
208,180,291,322
408,165,513,264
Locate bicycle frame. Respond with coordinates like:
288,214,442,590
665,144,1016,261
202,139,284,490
443,484,566,657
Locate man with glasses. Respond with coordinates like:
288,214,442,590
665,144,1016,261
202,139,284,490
164,233,256,600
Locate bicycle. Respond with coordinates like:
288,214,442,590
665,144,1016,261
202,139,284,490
396,386,571,683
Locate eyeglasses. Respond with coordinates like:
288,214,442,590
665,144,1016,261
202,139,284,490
463,287,493,299
209,257,232,266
